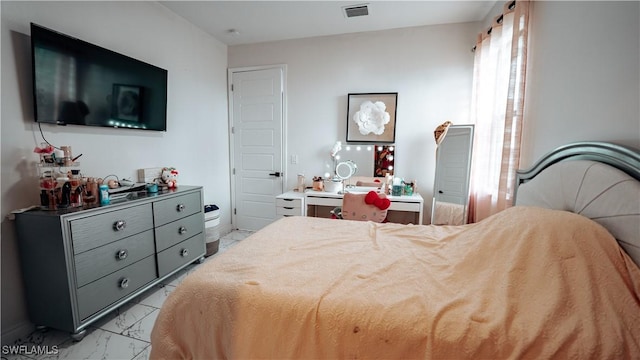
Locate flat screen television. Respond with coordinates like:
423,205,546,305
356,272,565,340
30,23,168,131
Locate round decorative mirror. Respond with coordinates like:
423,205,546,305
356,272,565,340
335,160,358,180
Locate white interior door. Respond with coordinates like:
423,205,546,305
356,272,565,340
230,66,285,231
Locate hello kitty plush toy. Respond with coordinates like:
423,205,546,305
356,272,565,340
161,167,179,189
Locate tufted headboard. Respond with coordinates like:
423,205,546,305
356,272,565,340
514,142,640,267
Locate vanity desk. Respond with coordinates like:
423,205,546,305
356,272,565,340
278,143,422,224
304,189,424,225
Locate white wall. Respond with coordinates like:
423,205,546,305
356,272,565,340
1,1,229,343
522,1,640,166
229,23,479,219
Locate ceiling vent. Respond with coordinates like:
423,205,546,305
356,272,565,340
343,4,369,18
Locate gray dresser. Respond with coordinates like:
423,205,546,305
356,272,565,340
15,186,205,340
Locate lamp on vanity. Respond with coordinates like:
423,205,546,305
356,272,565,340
330,141,343,177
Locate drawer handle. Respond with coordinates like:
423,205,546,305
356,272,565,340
283,199,293,202
119,278,129,289
176,204,185,212
180,248,189,257
113,220,127,231
178,226,187,235
116,249,128,260
284,207,294,210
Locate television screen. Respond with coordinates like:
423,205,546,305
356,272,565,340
31,23,168,131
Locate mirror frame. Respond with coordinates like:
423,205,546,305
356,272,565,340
335,160,358,180
431,125,474,225
338,144,395,177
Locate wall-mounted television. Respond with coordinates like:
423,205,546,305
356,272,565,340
30,23,168,131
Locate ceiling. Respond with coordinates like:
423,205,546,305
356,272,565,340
159,1,497,46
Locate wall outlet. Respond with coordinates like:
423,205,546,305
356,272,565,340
138,167,164,183
290,155,298,164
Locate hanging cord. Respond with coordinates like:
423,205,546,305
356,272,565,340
38,122,61,150
101,174,120,183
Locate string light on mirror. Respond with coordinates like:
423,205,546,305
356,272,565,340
329,142,394,178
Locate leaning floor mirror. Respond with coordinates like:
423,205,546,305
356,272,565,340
431,124,474,225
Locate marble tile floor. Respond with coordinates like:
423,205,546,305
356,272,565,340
3,230,253,360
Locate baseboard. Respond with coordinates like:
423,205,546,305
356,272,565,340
1,320,34,346
218,223,234,236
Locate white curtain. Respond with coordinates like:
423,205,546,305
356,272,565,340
468,0,530,222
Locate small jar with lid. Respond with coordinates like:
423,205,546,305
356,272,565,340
60,146,73,166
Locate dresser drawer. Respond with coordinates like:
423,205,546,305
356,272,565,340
74,230,155,288
76,255,156,320
276,197,302,208
157,234,205,278
155,212,204,252
153,192,201,227
70,204,153,254
276,206,303,216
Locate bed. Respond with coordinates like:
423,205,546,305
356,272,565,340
150,142,640,359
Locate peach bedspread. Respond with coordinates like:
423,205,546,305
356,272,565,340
150,207,640,359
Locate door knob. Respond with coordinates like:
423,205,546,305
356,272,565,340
269,172,282,177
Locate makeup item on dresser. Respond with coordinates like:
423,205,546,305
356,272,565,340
53,149,64,165
69,171,83,207
391,177,403,196
60,146,73,166
72,186,83,207
83,177,98,204
40,190,49,208
59,180,72,208
39,170,56,210
146,183,159,193
297,174,305,192
312,176,324,191
55,176,69,206
99,184,110,205
404,181,414,196
384,174,393,195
